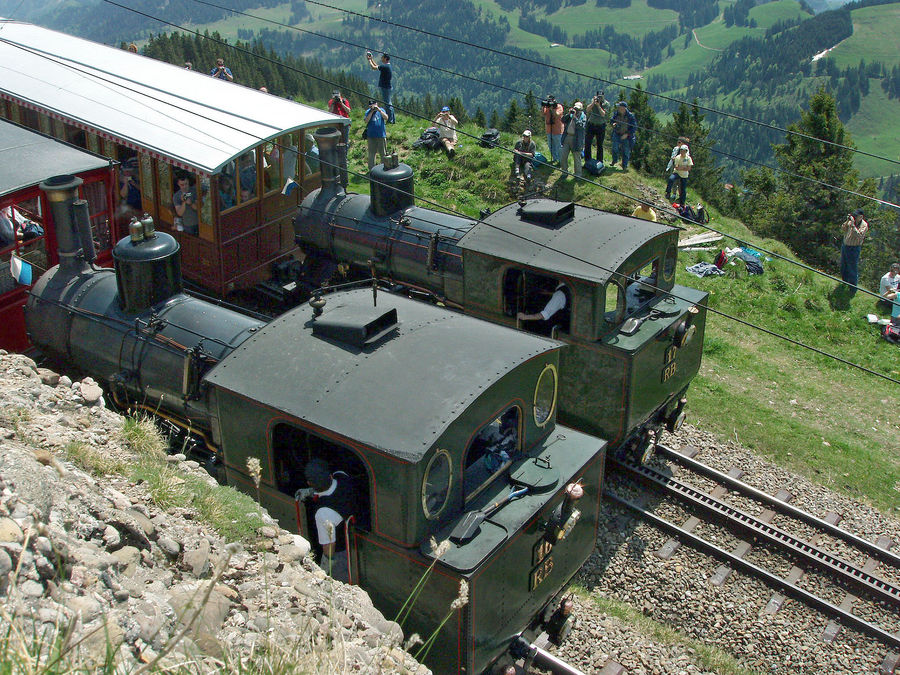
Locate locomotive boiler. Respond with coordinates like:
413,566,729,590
294,128,709,461
25,174,606,675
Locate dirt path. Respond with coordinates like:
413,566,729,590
692,28,724,51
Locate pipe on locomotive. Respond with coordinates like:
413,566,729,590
27,175,265,450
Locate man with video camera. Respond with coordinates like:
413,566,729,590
541,95,564,164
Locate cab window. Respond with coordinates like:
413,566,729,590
624,259,659,314
463,406,520,502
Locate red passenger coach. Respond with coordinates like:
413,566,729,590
0,120,115,353
0,19,348,299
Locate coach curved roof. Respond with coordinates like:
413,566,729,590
460,199,674,284
0,120,110,197
206,289,561,462
0,19,348,174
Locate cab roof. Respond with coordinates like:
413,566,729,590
459,199,673,284
206,289,561,462
0,120,110,197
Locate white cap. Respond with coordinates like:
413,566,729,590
574,101,583,110
522,130,532,136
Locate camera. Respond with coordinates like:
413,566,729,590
594,90,604,101
183,192,193,200
332,91,340,98
540,95,556,107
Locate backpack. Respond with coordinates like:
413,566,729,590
22,221,44,241
584,158,604,176
478,128,500,148
676,203,697,223
883,322,900,344
412,127,443,150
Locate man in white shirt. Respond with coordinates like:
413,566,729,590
878,262,900,310
518,283,568,324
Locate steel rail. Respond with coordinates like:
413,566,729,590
610,458,900,610
655,444,900,568
605,489,900,650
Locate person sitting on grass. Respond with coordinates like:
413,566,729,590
434,106,459,157
513,130,536,183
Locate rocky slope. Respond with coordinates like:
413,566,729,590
0,351,426,674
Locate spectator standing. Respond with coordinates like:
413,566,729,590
631,203,658,222
609,101,637,171
434,106,459,156
210,58,234,82
665,137,690,198
364,100,388,170
366,52,395,123
584,92,609,163
840,209,868,294
541,96,564,164
513,130,536,182
878,262,900,310
666,145,693,207
559,102,586,178
328,90,352,144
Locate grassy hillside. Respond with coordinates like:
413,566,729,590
845,83,900,178
335,106,899,515
830,3,900,69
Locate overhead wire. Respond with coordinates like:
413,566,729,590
301,0,900,169
181,0,899,213
13,3,900,385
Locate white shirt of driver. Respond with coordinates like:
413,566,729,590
313,478,342,545
540,288,567,321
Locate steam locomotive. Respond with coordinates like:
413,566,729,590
293,129,709,462
25,174,605,675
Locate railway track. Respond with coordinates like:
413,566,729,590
605,444,900,667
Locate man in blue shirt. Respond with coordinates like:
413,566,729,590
364,101,388,170
209,58,233,82
366,51,395,123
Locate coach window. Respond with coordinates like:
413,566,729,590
264,137,285,194
237,151,258,203
0,197,48,295
463,406,520,502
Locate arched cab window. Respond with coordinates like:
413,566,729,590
422,450,452,520
605,256,666,328
463,406,521,502
503,269,571,337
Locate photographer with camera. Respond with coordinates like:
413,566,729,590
541,95,564,164
364,100,388,170
434,106,459,156
173,174,199,235
609,101,637,171
560,101,587,178
584,91,608,163
840,209,868,294
365,51,395,123
328,90,352,144
209,58,234,82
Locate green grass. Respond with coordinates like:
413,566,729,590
544,0,679,39
831,4,900,70
845,84,900,179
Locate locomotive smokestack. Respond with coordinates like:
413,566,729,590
39,175,89,277
314,127,346,197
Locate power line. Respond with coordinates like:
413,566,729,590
301,0,900,169
17,5,899,385
96,0,892,304
182,0,899,213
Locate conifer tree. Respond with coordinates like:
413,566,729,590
488,109,500,131
474,107,487,128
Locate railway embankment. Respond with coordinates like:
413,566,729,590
0,351,426,674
